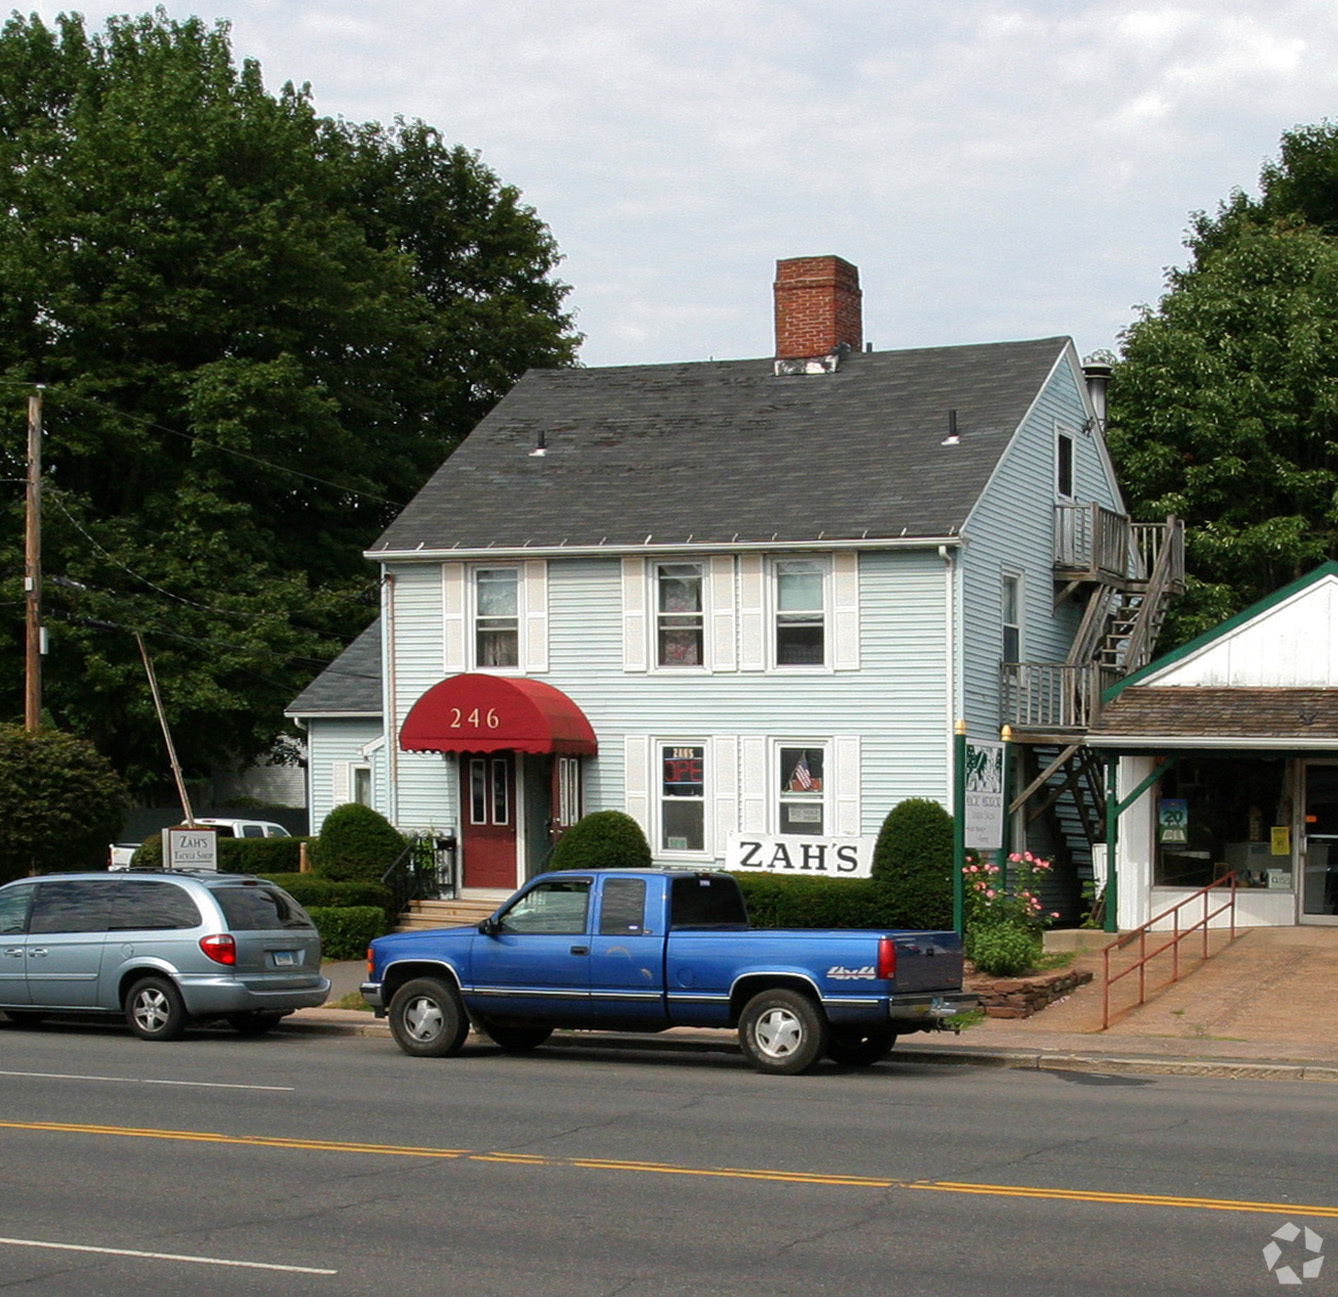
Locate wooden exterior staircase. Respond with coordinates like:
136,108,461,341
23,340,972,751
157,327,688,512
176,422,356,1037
1000,507,1185,920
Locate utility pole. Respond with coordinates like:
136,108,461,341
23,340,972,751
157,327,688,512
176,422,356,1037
24,388,43,731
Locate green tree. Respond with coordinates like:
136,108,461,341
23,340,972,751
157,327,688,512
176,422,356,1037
0,724,128,881
0,11,578,791
1108,123,1338,642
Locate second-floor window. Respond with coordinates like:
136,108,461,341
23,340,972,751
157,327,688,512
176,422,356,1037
657,563,704,666
1002,573,1021,664
475,568,519,667
1057,430,1075,499
775,559,825,665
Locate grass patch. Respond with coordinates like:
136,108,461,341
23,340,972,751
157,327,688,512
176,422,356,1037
333,991,374,1012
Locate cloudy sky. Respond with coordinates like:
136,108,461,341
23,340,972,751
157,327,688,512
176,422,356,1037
23,1,1338,367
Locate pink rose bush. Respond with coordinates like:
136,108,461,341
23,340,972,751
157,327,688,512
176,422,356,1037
962,851,1060,976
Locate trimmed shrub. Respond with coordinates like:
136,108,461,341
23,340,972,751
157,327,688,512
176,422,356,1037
549,810,652,871
967,921,1041,977
133,833,307,874
0,724,128,882
311,803,407,883
307,905,388,960
870,798,954,930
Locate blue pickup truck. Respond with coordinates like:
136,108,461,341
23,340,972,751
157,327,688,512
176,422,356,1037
363,868,976,1074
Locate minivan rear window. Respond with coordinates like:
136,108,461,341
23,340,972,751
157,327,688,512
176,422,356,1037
214,885,315,931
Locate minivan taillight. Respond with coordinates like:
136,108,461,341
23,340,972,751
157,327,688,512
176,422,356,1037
200,933,237,966
876,936,897,981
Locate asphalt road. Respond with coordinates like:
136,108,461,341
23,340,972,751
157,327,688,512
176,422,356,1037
1,1016,1335,1297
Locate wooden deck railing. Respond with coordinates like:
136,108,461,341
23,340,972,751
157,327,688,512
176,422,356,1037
1100,874,1240,1029
1001,661,1116,731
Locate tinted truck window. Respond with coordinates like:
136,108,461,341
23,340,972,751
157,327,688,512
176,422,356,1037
669,875,747,929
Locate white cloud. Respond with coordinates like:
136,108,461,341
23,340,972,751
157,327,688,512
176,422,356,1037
17,0,1338,364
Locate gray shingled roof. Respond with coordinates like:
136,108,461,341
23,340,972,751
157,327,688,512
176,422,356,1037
285,620,382,718
370,337,1070,554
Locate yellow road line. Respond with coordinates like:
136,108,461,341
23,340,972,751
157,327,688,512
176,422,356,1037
3,1119,1336,1218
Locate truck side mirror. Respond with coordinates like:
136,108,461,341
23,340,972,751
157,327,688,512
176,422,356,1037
478,916,500,938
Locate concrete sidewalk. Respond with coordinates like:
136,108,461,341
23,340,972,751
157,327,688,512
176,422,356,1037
291,926,1338,1081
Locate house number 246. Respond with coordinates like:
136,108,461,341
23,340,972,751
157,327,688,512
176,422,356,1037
450,707,501,729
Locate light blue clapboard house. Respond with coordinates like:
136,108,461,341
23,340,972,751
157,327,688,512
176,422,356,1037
287,256,1182,914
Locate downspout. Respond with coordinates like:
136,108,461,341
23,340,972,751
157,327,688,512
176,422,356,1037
939,544,958,789
941,544,965,934
385,573,398,826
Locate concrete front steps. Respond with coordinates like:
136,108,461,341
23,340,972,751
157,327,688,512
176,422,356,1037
396,898,498,930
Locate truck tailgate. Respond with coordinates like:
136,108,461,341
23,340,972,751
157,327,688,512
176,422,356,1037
889,931,964,994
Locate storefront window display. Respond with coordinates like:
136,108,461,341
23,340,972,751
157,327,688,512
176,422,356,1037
1154,757,1294,891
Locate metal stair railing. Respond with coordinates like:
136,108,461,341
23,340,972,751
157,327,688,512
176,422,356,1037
1100,872,1239,1029
381,833,459,916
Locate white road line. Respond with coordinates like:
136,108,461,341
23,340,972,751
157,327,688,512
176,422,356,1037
0,1070,293,1091
0,1236,336,1274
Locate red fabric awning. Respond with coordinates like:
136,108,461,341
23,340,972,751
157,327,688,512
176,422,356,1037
399,674,598,756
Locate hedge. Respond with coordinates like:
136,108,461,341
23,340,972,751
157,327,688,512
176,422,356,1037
307,906,388,960
259,874,393,918
132,834,307,874
731,874,904,930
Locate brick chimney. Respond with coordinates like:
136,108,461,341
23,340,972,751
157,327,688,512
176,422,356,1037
773,255,863,360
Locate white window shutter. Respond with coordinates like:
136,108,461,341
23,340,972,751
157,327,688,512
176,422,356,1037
713,735,739,851
442,562,466,672
738,553,766,671
739,737,767,832
624,734,652,837
523,560,548,672
331,761,352,809
832,552,860,670
834,736,862,836
709,555,737,672
621,557,648,672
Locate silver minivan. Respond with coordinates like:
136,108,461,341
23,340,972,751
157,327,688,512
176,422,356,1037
0,871,329,1039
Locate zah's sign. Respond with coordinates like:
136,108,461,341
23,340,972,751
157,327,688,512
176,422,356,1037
726,833,874,878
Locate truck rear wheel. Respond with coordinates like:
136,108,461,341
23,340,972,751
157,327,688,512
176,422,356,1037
826,1024,897,1066
480,1022,553,1052
738,988,828,1075
388,977,469,1058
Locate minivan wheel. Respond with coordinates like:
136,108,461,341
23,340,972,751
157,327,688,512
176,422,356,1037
388,977,469,1058
125,977,187,1041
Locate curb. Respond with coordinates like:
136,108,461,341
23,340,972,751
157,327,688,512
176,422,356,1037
285,1012,1338,1080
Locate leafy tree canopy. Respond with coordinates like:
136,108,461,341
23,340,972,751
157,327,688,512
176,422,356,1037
0,10,579,792
0,723,128,881
1108,121,1338,643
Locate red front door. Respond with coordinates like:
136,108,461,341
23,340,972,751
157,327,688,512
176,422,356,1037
460,753,517,889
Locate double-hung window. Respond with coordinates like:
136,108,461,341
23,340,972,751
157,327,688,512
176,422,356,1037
475,568,519,668
656,563,704,667
778,745,825,836
1002,572,1021,664
775,559,825,665
660,743,706,852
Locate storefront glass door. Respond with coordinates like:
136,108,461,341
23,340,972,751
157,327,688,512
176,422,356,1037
1302,763,1338,923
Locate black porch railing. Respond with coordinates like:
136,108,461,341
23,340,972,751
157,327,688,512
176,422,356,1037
382,832,459,916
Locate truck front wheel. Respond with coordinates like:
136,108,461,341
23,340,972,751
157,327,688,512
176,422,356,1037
739,988,828,1075
388,977,470,1058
